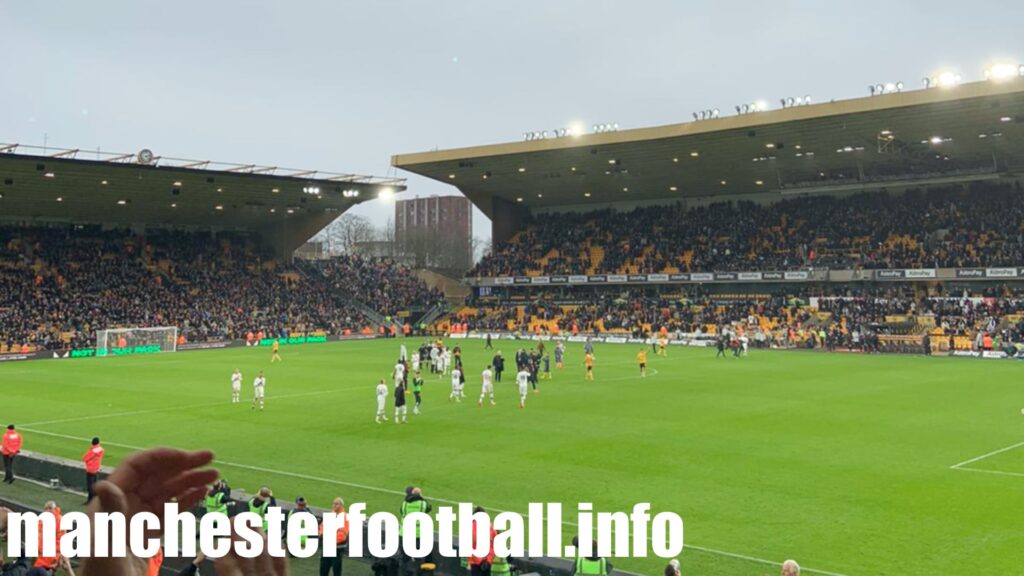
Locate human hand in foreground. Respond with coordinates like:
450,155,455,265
79,447,218,576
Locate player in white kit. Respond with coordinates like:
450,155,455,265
430,346,440,375
231,369,242,403
516,368,530,409
393,360,406,388
252,371,266,411
441,349,452,376
478,365,495,407
449,367,463,402
411,351,420,373
375,379,389,423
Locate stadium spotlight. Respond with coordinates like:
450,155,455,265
693,108,719,121
985,63,1021,81
378,187,395,202
780,95,811,109
736,102,766,115
869,82,903,96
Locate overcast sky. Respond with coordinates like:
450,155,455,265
3,0,1023,241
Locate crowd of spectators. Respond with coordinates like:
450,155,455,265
469,183,1024,277
451,283,1024,353
0,226,440,352
309,254,444,319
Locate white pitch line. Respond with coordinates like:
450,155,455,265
949,441,1024,469
952,467,1024,479
21,387,365,427
21,425,848,576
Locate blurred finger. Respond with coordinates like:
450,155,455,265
109,448,214,497
159,468,220,502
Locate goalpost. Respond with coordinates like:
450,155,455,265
95,326,179,356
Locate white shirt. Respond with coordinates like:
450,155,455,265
254,376,266,388
481,369,493,386
376,383,388,399
516,370,530,388
394,363,406,381
231,372,242,388
451,369,462,386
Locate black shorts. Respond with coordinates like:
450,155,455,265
586,366,593,372
639,363,646,369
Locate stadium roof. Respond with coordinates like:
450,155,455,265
0,144,405,231
393,78,1024,219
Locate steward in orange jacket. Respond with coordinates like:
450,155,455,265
2,424,23,484
319,498,349,576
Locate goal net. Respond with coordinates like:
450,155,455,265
95,326,179,356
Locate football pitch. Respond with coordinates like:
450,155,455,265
1,339,1021,575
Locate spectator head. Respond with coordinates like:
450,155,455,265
43,501,56,512
6,425,13,431
664,560,681,576
295,496,306,508
91,437,100,445
258,486,271,498
782,559,800,576
332,497,344,512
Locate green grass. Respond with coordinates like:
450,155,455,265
1,339,1022,575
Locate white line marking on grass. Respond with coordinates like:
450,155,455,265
21,387,365,427
21,425,849,576
949,441,1024,469
952,467,1024,478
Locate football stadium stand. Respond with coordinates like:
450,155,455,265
0,146,454,353
394,76,1024,357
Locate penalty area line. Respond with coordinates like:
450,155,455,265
951,467,1024,479
949,440,1024,469
21,426,848,576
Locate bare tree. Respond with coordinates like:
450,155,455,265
313,214,376,255
472,235,491,264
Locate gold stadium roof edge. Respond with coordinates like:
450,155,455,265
392,78,1024,237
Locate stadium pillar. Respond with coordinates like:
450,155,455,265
491,196,531,246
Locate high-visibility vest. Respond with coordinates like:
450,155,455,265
575,557,608,575
491,556,512,576
317,508,349,546
249,497,271,529
204,492,228,516
290,509,316,546
399,499,428,536
83,445,105,474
